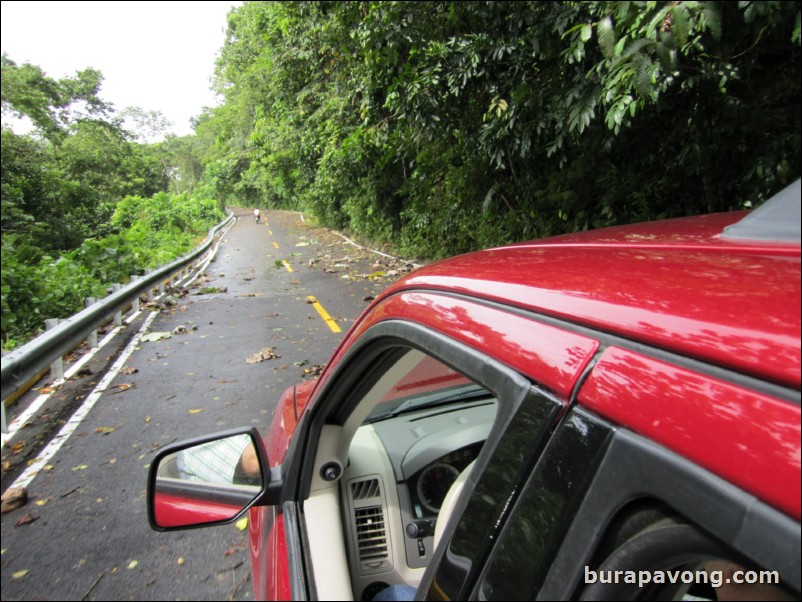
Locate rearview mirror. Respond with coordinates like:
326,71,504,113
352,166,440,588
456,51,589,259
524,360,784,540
147,428,267,530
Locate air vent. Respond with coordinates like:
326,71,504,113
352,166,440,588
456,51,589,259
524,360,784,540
355,506,389,566
347,476,392,574
351,478,381,501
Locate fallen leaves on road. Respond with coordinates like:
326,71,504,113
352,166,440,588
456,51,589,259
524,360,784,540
94,426,117,435
120,366,139,375
109,382,136,394
1,487,27,513
10,441,25,455
11,569,29,580
246,347,281,364
188,409,204,414
302,364,325,378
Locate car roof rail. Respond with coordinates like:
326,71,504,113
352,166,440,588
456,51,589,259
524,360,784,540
721,179,801,243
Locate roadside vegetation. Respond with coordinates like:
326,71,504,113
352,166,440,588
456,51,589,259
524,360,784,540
1,57,224,349
202,1,800,258
2,1,800,348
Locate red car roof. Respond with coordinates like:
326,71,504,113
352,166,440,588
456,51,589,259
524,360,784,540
388,211,801,390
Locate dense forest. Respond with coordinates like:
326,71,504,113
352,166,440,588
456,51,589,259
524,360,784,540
201,1,801,256
2,1,801,348
1,58,224,348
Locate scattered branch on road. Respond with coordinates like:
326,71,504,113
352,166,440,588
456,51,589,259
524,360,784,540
81,572,105,601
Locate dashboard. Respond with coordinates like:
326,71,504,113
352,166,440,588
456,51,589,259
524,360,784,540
409,443,482,517
340,397,497,598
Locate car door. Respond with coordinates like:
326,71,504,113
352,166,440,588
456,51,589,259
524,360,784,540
273,292,600,600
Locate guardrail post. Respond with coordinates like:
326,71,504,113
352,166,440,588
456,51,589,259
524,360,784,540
85,298,98,348
144,270,152,302
112,284,123,326
45,319,64,381
130,276,140,313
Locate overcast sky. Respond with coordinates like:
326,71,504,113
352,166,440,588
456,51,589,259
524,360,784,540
1,0,241,138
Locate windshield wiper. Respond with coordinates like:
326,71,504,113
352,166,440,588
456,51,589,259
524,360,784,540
367,385,491,423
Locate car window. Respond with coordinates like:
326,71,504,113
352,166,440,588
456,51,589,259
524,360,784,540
294,330,566,602
471,408,611,600
422,386,567,598
333,349,498,599
578,511,796,601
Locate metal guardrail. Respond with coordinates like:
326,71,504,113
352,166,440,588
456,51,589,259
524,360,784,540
1,211,235,405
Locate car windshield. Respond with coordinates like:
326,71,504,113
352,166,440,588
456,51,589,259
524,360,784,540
365,382,492,423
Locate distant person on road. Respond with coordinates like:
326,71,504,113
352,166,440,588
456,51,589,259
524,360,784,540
253,208,261,223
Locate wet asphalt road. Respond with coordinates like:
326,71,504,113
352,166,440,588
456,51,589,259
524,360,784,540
0,208,414,601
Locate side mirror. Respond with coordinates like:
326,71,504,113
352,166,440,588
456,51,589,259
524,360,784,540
147,427,273,531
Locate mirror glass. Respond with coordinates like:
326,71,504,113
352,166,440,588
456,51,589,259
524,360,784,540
152,433,263,529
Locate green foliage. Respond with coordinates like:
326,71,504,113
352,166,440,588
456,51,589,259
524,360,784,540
1,192,224,348
1,53,110,141
204,1,800,258
1,235,107,346
120,106,174,143
107,192,224,269
1,53,227,349
3,2,799,342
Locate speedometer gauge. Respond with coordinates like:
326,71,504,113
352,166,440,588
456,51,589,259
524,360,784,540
417,462,461,513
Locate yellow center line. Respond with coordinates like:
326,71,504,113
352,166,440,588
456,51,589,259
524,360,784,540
306,296,342,333
282,260,294,273
273,242,280,249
